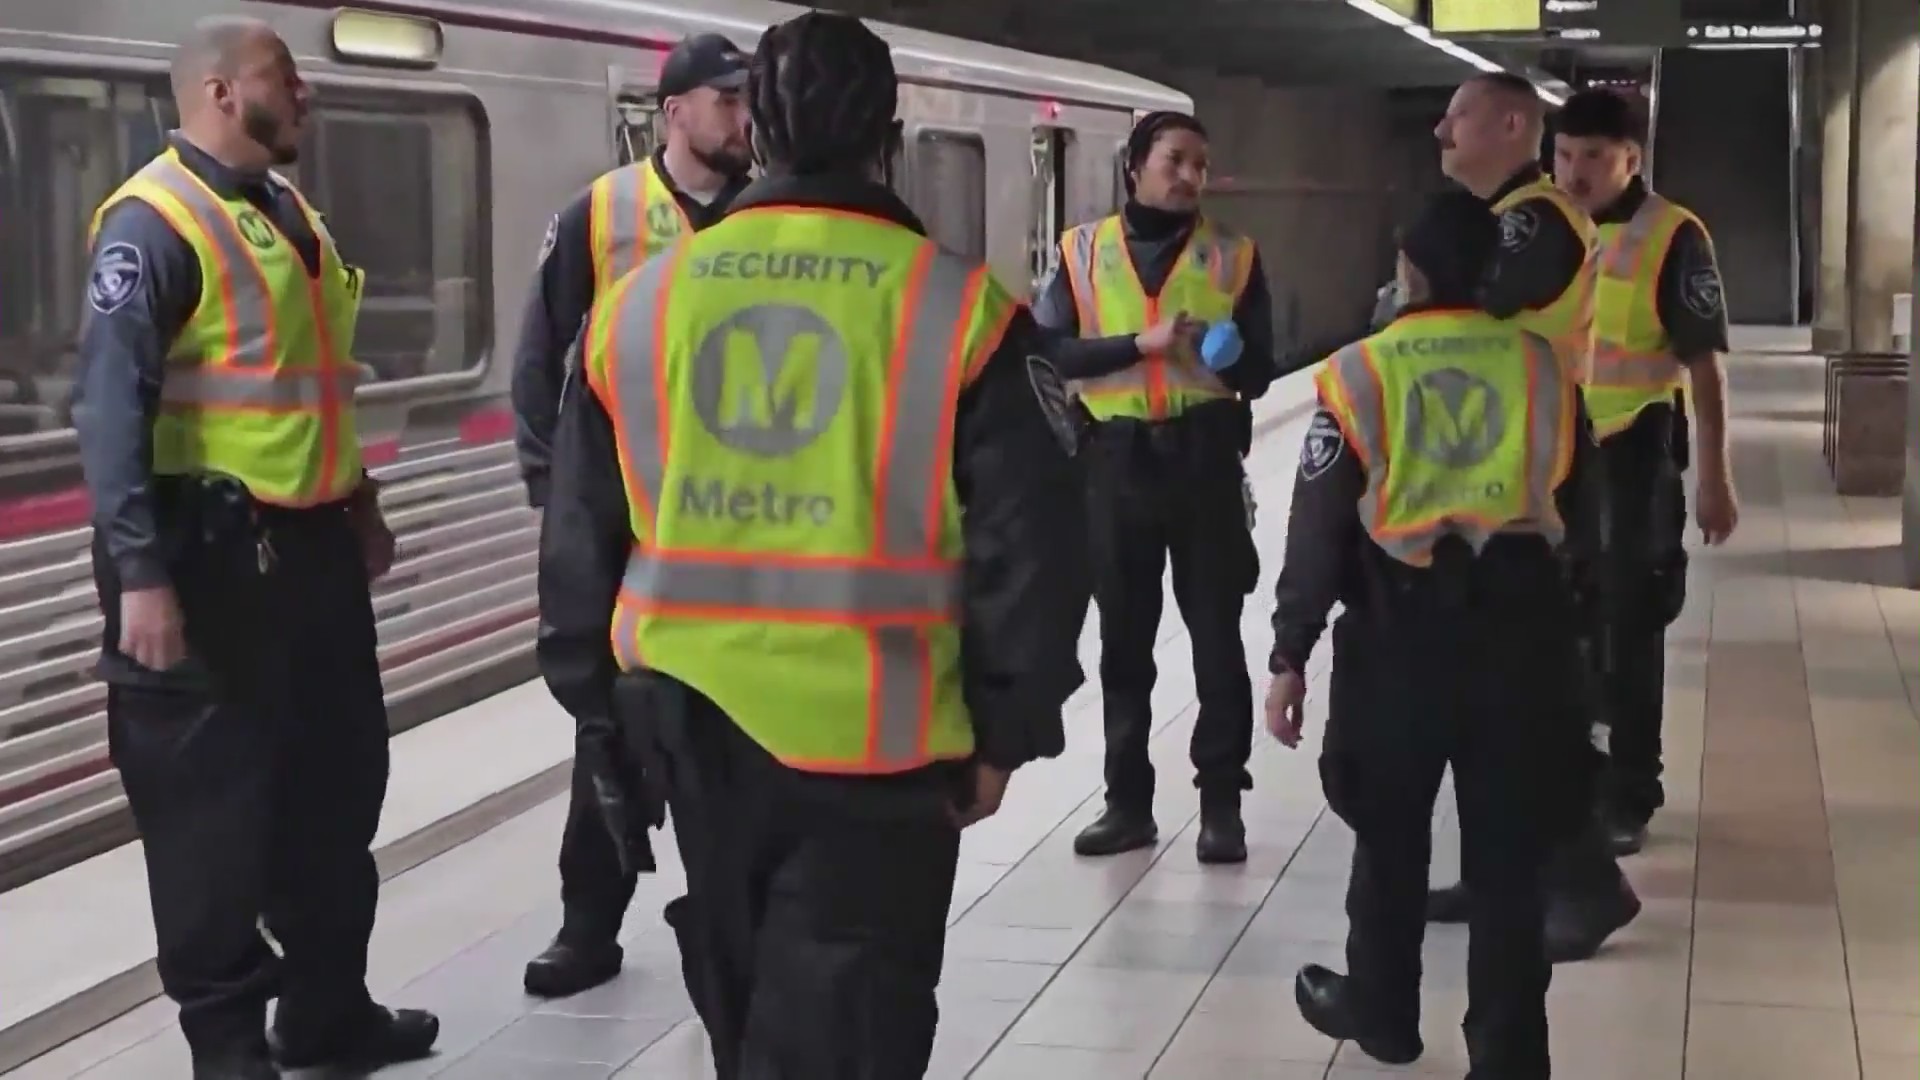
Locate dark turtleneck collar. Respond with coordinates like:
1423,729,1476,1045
1122,198,1196,241
1594,176,1651,225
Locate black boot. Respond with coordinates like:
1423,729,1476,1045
270,1004,440,1070
1545,874,1643,963
524,935,624,998
1425,880,1471,924
1073,803,1157,856
1195,792,1247,865
1292,964,1423,1066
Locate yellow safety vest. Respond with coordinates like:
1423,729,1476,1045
89,150,363,507
588,157,690,296
1059,214,1254,421
1315,308,1577,567
1491,177,1599,382
581,206,1018,775
1588,192,1703,439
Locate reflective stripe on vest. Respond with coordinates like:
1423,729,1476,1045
588,158,690,296
1059,214,1252,421
582,208,1017,774
1491,178,1599,383
1589,193,1695,439
90,151,363,506
1316,309,1576,567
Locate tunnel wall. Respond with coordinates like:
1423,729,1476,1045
1654,48,1797,325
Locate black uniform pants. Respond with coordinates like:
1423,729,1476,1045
1321,597,1594,1080
553,754,646,946
1085,413,1258,810
623,677,962,1080
1598,413,1688,822
96,501,389,1060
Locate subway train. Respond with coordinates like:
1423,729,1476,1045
0,0,1191,888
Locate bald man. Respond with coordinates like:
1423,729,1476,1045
72,18,437,1078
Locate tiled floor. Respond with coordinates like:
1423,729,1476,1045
15,330,1918,1079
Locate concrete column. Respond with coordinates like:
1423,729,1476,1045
1843,0,1919,353
1811,0,1855,352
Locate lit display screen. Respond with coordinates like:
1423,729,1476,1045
1430,0,1542,33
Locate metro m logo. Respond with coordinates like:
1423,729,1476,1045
691,303,850,457
719,325,824,432
1404,367,1504,469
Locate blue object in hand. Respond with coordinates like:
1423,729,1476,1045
1200,319,1243,372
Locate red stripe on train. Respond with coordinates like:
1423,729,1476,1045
0,407,513,541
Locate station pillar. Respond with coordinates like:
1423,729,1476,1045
1814,0,1918,355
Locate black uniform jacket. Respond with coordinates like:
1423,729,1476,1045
1031,200,1288,397
1267,303,1606,676
74,134,336,592
536,171,1085,774
1480,164,1589,322
510,148,751,507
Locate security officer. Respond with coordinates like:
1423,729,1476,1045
1421,73,1643,961
1434,72,1598,370
510,30,755,1001
1265,191,1601,1078
1551,88,1738,852
1033,111,1280,865
536,12,1084,1077
72,18,436,1079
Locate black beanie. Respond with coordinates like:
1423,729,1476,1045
1400,190,1499,306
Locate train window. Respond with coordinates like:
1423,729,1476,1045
298,89,489,383
614,93,661,167
1029,127,1069,292
0,66,489,438
1111,144,1130,212
0,68,174,437
908,130,985,261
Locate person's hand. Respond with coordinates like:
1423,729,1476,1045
348,480,397,579
1695,470,1739,546
1134,312,1203,356
950,762,1011,828
120,585,187,671
1265,668,1307,748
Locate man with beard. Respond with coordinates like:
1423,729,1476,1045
73,17,437,1078
511,31,756,999
1420,73,1644,964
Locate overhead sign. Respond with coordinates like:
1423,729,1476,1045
1430,0,1540,33
1431,0,1685,44
1685,20,1823,45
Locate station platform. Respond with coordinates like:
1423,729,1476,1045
4,327,1915,1080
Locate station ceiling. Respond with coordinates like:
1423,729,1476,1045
838,0,1577,92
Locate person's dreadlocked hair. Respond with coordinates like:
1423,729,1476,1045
1122,111,1208,196
748,12,900,177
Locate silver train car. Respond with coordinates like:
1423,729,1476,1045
0,0,1190,887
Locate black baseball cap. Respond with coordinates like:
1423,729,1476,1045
658,33,750,99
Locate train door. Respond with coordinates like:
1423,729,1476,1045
1029,126,1068,294
606,64,662,167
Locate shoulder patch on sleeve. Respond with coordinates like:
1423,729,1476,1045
1300,411,1344,481
1024,355,1082,455
87,242,145,315
1682,262,1725,320
1498,204,1540,253
536,214,560,268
